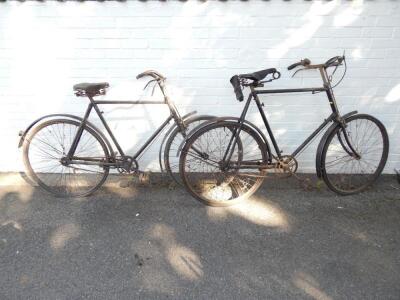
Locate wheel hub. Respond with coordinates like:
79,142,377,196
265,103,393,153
60,157,69,166
201,152,209,160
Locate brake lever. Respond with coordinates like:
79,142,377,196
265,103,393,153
329,59,344,82
259,78,273,84
151,81,157,96
143,79,158,96
291,67,307,78
329,64,339,81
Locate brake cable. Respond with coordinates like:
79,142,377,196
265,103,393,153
143,79,158,96
291,68,305,78
329,57,347,89
310,57,347,95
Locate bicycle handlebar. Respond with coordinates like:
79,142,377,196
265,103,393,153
324,56,344,68
288,56,344,71
136,70,166,81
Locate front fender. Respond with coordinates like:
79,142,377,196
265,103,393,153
315,110,358,178
18,114,115,158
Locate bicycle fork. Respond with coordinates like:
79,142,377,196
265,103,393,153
337,121,361,159
322,68,361,160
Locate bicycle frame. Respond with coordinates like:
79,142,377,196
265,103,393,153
223,66,359,166
65,79,185,167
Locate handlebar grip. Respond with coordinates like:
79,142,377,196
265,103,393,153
230,75,244,102
288,62,301,71
136,73,146,80
287,58,311,71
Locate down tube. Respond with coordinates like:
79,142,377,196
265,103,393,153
291,114,335,157
132,115,173,160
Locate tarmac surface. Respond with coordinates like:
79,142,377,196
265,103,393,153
0,173,399,299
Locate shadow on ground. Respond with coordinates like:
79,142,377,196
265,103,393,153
0,175,399,299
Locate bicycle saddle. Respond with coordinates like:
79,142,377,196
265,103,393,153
73,82,109,96
239,68,277,81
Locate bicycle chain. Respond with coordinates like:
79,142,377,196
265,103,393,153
229,155,315,190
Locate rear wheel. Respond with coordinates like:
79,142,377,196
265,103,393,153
23,119,110,197
179,121,268,206
320,114,389,195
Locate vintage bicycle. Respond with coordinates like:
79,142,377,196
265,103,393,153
18,70,213,197
179,55,389,206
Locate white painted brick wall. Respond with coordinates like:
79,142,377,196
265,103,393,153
0,0,399,173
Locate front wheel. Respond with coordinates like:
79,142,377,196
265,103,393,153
179,121,268,206
320,114,389,195
164,115,215,186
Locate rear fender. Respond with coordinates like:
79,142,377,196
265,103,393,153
315,110,358,178
18,114,115,158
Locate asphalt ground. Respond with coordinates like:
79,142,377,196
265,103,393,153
0,173,399,299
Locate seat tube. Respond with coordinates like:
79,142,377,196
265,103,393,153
253,92,282,159
90,95,125,156
222,91,253,162
67,103,93,158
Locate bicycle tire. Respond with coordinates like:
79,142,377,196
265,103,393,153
23,118,110,197
179,121,268,206
320,114,389,195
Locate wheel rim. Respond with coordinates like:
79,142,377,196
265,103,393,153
24,120,109,197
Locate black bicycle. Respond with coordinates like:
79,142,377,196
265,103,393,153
19,70,213,197
179,56,389,206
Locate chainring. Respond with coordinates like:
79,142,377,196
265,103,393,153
117,156,139,174
274,155,298,178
